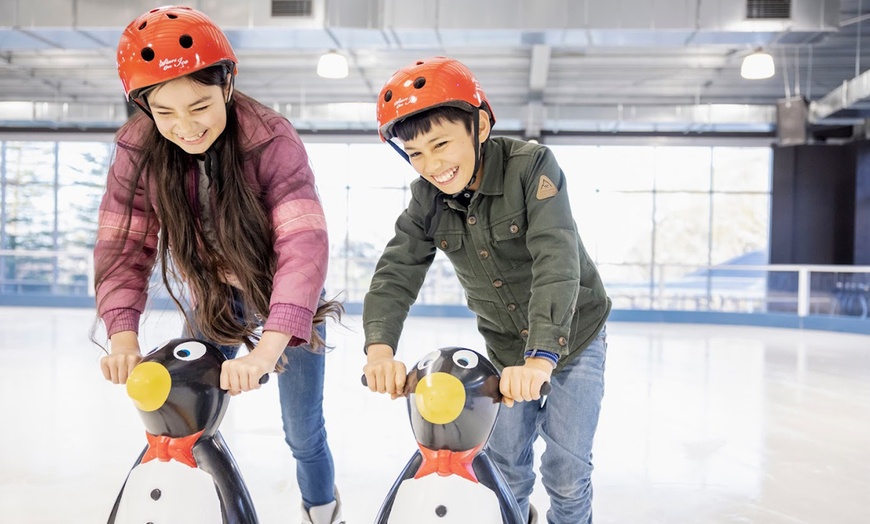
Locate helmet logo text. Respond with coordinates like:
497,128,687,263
159,56,190,71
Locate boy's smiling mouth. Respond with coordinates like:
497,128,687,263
432,166,459,184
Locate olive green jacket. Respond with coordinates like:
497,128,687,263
363,137,611,372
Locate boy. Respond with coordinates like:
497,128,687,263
362,56,611,524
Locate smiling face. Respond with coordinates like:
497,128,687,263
146,75,229,155
401,109,491,195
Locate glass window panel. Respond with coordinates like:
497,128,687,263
551,145,655,192
549,145,602,194
593,146,656,192
654,146,711,192
57,142,112,252
0,136,774,307
711,193,770,265
338,186,408,300
3,142,56,251
591,192,653,265
320,183,349,249
654,192,711,265
348,143,414,190
306,143,351,190
712,148,772,192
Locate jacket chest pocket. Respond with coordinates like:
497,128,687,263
435,232,475,276
489,211,531,269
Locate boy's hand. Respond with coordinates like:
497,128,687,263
101,330,142,384
500,357,554,407
364,343,407,399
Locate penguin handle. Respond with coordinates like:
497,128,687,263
361,374,551,395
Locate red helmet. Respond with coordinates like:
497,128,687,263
117,6,238,100
377,57,495,142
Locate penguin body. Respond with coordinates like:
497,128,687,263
373,347,524,524
107,338,258,524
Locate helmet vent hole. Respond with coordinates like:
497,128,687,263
413,77,426,89
140,47,155,62
179,34,193,48
166,13,178,19
138,21,147,30
384,90,392,102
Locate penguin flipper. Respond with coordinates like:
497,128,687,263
472,450,525,524
373,450,423,524
107,445,148,524
193,432,258,524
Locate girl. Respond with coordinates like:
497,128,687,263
92,6,344,524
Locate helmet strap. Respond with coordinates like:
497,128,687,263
224,64,236,105
451,109,483,197
387,138,410,163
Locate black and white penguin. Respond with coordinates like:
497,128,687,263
107,337,259,524
373,347,525,524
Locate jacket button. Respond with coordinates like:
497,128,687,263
520,329,529,339
467,216,477,225
440,239,448,249
507,303,517,311
558,336,567,346
479,249,489,259
493,279,503,288
510,224,519,234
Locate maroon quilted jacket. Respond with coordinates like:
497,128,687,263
94,96,328,343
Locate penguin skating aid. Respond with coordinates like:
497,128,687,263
107,338,260,524
372,347,526,524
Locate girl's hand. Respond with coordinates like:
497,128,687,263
220,352,275,395
363,343,407,399
499,358,553,407
220,330,288,395
101,331,142,384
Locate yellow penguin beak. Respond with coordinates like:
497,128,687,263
126,361,171,412
414,372,466,425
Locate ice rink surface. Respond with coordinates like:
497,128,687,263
1,307,868,523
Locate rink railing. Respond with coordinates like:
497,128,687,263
2,250,870,325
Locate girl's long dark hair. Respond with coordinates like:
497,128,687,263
95,64,341,356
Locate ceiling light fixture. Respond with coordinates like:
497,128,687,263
317,50,348,79
741,49,775,80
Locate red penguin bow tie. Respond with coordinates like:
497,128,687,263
414,443,484,482
141,430,204,468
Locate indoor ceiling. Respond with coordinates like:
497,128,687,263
1,0,869,136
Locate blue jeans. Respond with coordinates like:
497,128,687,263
184,293,336,509
487,327,607,524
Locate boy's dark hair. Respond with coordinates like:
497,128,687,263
392,105,475,142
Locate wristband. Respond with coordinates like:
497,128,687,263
524,348,559,368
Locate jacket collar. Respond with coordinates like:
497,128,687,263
475,139,505,197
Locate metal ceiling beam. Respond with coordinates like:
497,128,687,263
525,44,551,139
809,67,870,122
0,100,775,133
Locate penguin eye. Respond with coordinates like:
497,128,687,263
452,350,479,369
173,341,207,361
417,350,441,371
